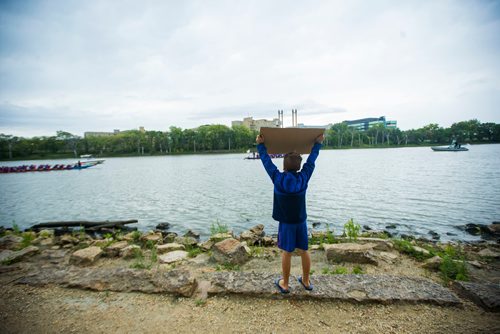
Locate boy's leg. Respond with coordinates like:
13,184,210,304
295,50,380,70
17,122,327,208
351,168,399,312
280,251,292,290
299,250,311,286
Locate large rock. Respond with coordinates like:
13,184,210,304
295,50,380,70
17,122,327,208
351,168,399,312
352,237,393,251
120,245,141,259
0,246,39,264
59,234,79,245
183,230,200,241
70,246,103,266
421,256,442,271
210,232,233,243
105,241,129,257
453,281,500,312
487,223,500,235
199,240,214,251
174,236,198,247
157,243,185,254
378,251,398,264
141,232,163,245
239,224,265,246
208,272,461,305
163,232,178,243
159,250,188,264
477,248,500,258
324,243,378,265
0,235,23,250
212,238,249,265
412,246,431,256
17,267,197,297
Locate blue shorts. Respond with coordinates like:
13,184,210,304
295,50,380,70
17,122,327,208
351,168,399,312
277,221,308,253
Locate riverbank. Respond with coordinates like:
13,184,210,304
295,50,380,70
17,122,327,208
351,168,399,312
1,224,499,333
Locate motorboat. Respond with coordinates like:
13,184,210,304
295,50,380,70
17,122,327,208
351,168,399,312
80,154,105,164
431,140,468,152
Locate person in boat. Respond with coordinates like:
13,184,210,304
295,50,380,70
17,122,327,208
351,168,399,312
78,160,82,168
256,133,324,294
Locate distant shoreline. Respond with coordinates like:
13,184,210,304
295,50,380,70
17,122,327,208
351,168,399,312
1,142,498,162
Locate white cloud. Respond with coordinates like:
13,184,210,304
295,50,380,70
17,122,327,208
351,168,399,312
0,0,499,136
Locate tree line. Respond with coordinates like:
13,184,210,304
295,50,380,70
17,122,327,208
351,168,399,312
0,119,499,160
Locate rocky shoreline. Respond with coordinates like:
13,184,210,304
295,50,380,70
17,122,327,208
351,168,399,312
1,222,499,332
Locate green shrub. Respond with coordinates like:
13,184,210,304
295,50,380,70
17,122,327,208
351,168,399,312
187,246,202,258
210,220,228,236
131,231,142,244
12,223,21,235
352,265,364,274
343,218,360,241
151,246,158,263
332,267,348,275
216,262,240,271
19,232,35,249
440,255,468,283
392,239,432,261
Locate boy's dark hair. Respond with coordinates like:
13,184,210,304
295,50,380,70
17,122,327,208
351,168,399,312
283,152,302,172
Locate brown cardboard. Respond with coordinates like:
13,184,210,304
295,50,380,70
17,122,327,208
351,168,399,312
259,127,326,154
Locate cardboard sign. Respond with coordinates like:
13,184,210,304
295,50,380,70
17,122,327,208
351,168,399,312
259,127,326,154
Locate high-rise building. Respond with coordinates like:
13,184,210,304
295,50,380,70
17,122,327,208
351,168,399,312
232,117,281,131
344,116,397,131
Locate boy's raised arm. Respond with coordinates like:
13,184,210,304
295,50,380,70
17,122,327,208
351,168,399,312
301,134,324,180
256,135,278,182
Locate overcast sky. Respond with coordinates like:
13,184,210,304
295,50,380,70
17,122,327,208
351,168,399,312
1,0,499,137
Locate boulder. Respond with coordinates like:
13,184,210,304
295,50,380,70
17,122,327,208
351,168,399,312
70,246,103,266
378,251,398,263
120,245,141,259
210,232,234,243
59,234,79,245
323,243,378,265
159,250,189,264
353,237,393,251
239,224,265,246
141,232,163,244
385,224,397,229
261,236,276,247
162,232,178,243
212,238,249,265
453,281,500,312
487,222,500,235
0,235,23,250
38,229,55,238
0,246,39,264
412,246,431,256
105,241,129,257
183,230,200,241
155,222,170,231
199,240,214,251
39,238,55,247
428,230,440,240
174,236,198,247
421,256,442,271
477,248,500,258
157,243,185,254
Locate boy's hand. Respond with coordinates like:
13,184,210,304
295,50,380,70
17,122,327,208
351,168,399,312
315,134,324,144
256,134,264,144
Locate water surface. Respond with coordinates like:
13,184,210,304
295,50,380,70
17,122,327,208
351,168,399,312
1,144,499,241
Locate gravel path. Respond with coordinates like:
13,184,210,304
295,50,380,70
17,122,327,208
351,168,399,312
1,284,499,334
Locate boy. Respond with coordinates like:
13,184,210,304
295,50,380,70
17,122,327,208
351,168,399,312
256,133,324,293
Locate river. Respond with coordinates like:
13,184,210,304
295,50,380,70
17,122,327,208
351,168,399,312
1,144,499,241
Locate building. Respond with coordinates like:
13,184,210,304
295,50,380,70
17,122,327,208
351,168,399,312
84,129,120,138
232,117,281,131
297,123,332,129
344,116,397,131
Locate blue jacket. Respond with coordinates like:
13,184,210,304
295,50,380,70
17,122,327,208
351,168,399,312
257,143,322,224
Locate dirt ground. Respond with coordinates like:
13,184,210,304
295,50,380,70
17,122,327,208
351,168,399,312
1,284,499,334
